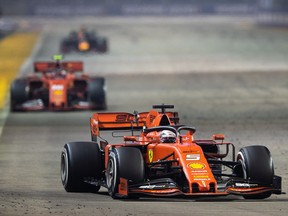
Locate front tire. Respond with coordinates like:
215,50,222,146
61,142,102,192
106,147,144,199
10,78,29,111
237,145,274,199
97,38,108,53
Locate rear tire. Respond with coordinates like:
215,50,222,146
10,78,29,111
88,77,106,110
237,145,274,199
97,38,108,53
61,142,102,192
60,39,70,53
106,147,144,199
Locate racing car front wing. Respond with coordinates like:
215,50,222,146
117,176,283,198
14,99,99,111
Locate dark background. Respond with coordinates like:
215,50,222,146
0,0,287,17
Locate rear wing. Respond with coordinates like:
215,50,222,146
34,61,83,73
90,111,179,136
90,112,148,135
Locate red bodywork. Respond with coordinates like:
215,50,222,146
29,61,86,110
11,61,106,111
89,105,283,198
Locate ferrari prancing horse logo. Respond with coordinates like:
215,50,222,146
148,149,153,163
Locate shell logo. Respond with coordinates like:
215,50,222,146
53,90,63,95
188,162,206,170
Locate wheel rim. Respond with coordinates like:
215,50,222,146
106,157,116,191
61,149,69,186
237,152,247,179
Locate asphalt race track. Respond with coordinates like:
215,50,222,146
0,17,288,215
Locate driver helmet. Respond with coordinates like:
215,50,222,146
60,70,67,77
160,130,176,143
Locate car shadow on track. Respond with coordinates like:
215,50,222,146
91,191,288,202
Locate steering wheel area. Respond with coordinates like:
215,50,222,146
143,125,196,141
176,126,196,135
144,126,177,135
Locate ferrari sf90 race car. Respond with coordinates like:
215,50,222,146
60,29,108,53
10,55,106,111
61,104,283,199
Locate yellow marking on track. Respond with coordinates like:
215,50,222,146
0,32,39,109
0,78,7,108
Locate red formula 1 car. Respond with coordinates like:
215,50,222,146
10,55,106,111
60,29,108,53
61,104,283,199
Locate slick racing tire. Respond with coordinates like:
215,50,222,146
60,40,71,53
106,147,144,199
237,145,274,199
61,142,102,192
88,77,106,110
10,78,29,111
97,38,108,53
60,45,69,53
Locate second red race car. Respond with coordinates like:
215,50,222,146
60,104,283,199
10,55,107,111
